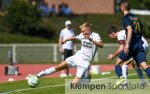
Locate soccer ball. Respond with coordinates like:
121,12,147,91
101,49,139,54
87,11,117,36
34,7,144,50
27,75,39,88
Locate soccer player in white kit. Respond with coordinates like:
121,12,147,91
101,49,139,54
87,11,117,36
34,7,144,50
33,22,103,84
107,25,149,85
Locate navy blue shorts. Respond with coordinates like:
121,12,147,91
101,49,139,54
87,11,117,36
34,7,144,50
119,43,147,65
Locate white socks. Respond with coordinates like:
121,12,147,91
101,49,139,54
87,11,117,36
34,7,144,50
122,65,145,84
37,67,56,78
122,65,128,83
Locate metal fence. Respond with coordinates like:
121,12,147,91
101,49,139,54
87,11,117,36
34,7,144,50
0,43,149,63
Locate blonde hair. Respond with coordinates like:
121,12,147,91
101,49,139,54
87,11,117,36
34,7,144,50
80,22,92,29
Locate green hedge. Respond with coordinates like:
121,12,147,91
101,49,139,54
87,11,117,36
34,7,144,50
1,0,56,41
0,32,50,43
129,0,150,10
0,14,150,43
45,14,150,43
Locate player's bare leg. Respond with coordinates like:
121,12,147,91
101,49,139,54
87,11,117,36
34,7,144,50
72,76,81,84
140,62,149,69
123,58,134,65
27,61,69,87
140,62,150,78
55,61,69,71
72,75,91,85
37,61,68,78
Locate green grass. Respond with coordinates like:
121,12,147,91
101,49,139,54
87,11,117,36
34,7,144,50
0,69,150,94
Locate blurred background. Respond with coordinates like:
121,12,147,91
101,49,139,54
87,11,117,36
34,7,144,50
0,0,149,64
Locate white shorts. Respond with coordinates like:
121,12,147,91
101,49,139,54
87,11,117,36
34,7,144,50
143,45,149,55
66,53,90,78
143,40,149,55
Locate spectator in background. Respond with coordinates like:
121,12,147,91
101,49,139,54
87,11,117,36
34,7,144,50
116,0,122,4
58,4,62,16
64,4,73,17
49,4,56,17
115,5,120,13
115,0,122,14
40,2,49,17
59,20,75,77
39,2,73,17
58,2,66,16
58,2,73,17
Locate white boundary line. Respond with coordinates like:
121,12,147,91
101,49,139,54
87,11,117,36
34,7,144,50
0,73,137,94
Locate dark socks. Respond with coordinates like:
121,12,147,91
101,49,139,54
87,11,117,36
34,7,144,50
115,64,122,78
144,67,150,79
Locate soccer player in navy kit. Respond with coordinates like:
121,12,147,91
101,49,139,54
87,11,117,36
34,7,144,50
115,1,150,86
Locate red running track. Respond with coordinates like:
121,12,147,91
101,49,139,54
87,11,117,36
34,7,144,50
0,64,131,83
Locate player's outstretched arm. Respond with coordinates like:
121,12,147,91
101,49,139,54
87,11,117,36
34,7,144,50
91,39,103,48
113,44,124,57
108,44,124,60
63,36,77,43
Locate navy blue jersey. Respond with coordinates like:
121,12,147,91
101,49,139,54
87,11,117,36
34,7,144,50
119,13,147,65
122,13,143,44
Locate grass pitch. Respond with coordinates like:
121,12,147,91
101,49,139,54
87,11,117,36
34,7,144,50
0,69,149,94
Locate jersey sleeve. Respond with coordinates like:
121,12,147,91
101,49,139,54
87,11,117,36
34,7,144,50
117,34,125,41
117,32,125,45
92,34,102,42
122,17,131,29
76,33,84,40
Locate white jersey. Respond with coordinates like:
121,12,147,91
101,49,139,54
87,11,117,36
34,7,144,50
60,28,75,50
66,32,102,78
75,32,102,61
117,30,126,42
117,30,149,53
